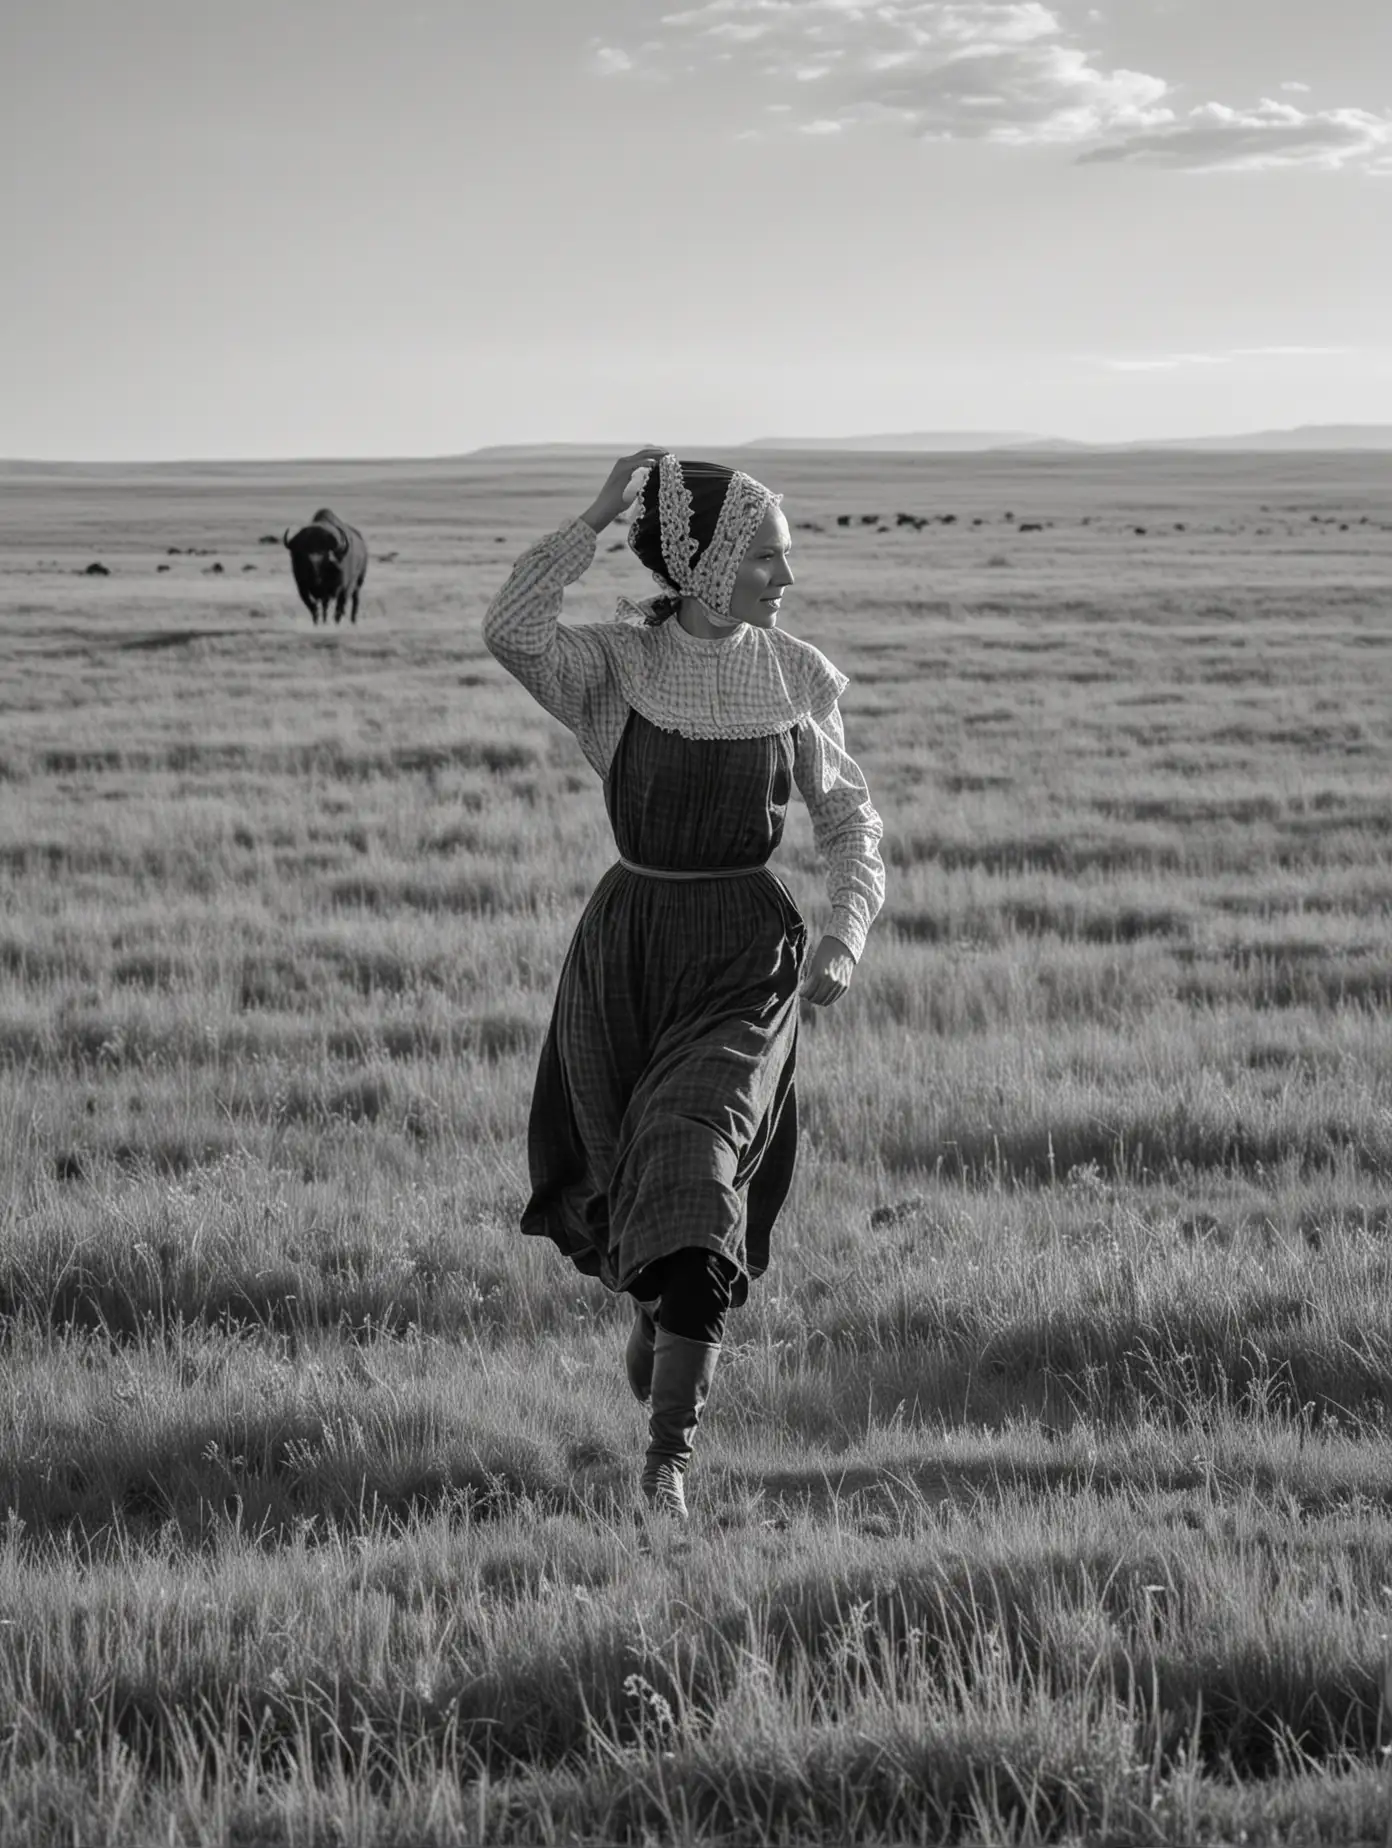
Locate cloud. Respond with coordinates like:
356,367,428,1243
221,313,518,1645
653,2,1173,145
706,19,777,40
1096,353,1229,372
1095,346,1354,371
927,4,1062,46
614,3,1389,173
1079,98,1392,171
588,44,634,76
817,43,1172,149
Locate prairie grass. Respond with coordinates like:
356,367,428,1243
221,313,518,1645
1,449,1392,1843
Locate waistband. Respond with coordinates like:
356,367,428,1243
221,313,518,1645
618,856,767,882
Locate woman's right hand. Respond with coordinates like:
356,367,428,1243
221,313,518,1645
579,446,669,534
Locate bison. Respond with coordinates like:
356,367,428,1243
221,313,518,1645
282,509,368,625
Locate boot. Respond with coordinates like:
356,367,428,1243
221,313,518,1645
640,1327,721,1518
624,1298,661,1403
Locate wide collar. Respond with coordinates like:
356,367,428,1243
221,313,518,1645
595,606,848,741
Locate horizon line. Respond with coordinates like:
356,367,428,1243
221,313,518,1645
8,423,1390,469
5,421,1392,468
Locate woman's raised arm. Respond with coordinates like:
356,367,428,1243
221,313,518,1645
482,448,666,737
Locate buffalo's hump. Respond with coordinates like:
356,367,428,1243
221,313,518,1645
285,513,368,573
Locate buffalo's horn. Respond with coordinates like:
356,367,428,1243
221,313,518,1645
282,527,295,547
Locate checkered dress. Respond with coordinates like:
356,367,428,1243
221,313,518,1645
523,708,805,1298
483,519,885,1299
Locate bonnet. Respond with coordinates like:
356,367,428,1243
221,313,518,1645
623,453,782,626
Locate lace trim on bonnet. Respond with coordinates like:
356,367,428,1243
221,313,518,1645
629,452,783,624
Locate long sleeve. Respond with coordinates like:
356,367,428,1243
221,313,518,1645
482,517,622,756
792,704,886,962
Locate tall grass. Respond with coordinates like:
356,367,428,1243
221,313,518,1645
2,450,1391,1843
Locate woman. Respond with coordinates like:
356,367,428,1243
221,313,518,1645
484,448,885,1517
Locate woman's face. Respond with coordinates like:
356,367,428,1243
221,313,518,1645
728,504,795,629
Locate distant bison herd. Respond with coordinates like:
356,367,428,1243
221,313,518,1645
72,504,1384,621
282,509,369,626
820,511,1003,532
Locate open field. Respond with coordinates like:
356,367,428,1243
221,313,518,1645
2,447,1392,1844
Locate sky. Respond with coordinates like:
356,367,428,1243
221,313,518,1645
3,0,1390,457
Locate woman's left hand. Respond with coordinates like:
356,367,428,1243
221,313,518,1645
801,934,856,1007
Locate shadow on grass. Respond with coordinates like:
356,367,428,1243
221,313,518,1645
887,900,1193,947
0,1233,549,1350
700,1549,1382,1786
888,833,1188,877
756,1285,1392,1443
876,1108,1390,1184
19,1515,1383,1801
25,739,539,780
744,1444,1392,1531
112,629,244,651
0,1009,539,1071
0,1402,599,1554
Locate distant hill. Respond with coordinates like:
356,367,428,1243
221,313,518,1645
742,432,1046,453
992,437,1098,454
466,442,715,461
465,442,639,461
1127,425,1392,453
10,426,1392,470
740,425,1392,454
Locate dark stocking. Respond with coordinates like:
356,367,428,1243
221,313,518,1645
631,1247,738,1345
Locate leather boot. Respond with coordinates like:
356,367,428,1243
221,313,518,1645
640,1327,721,1518
624,1298,661,1403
